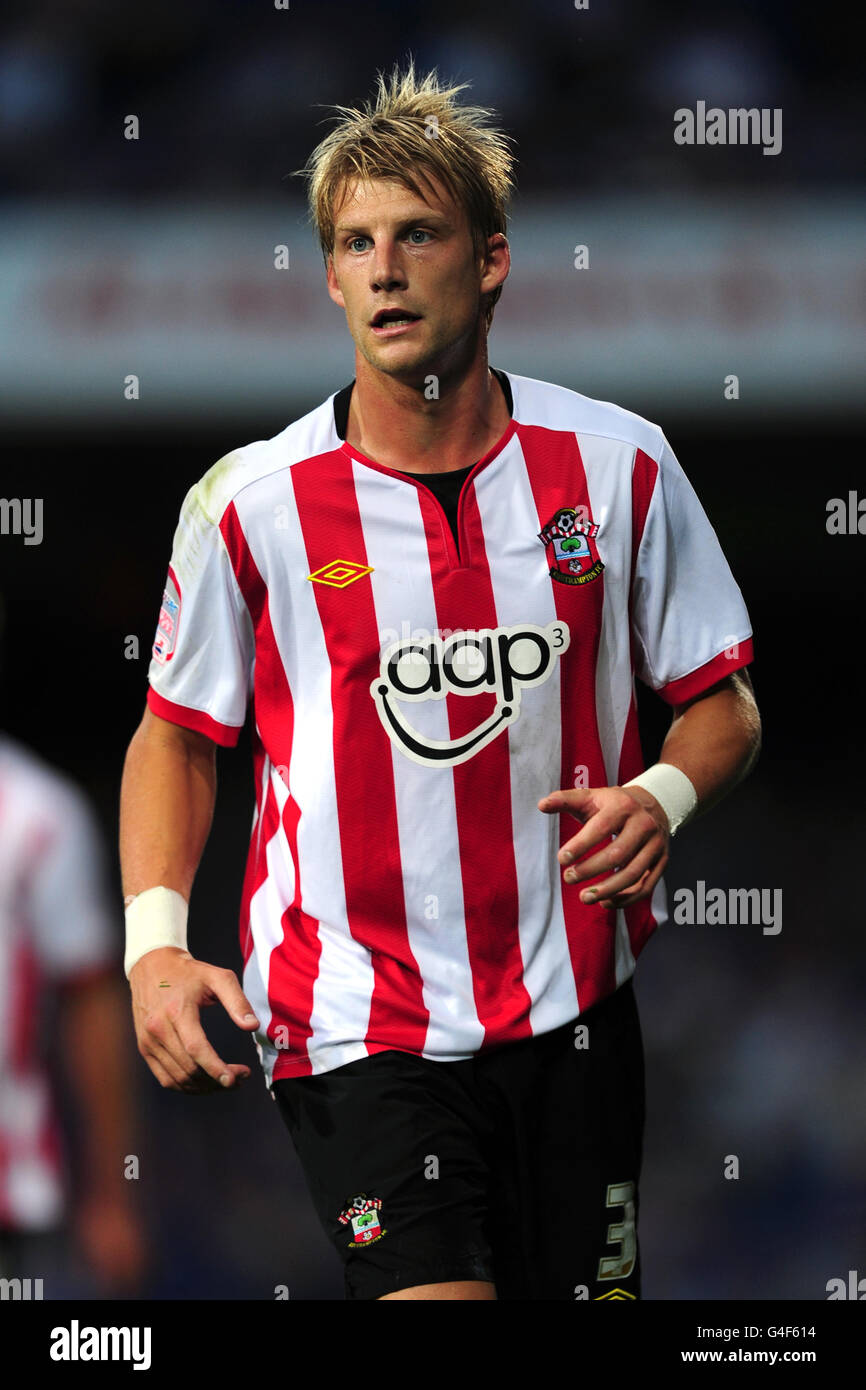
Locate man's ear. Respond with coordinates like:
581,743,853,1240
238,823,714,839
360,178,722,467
326,254,345,309
480,232,510,295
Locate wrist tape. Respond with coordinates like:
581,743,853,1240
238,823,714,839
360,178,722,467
623,763,698,836
124,886,189,978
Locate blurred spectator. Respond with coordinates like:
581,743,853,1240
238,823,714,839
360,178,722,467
0,713,147,1296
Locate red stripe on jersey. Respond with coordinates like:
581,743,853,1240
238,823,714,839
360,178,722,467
659,637,754,706
422,478,531,1048
146,687,241,746
517,422,618,1006
10,823,53,1067
9,939,39,1071
220,502,322,1073
290,453,429,1058
619,447,661,957
220,502,293,765
631,449,658,552
618,447,659,784
270,792,325,1079
0,1134,10,1225
238,735,268,970
628,448,659,680
622,448,659,764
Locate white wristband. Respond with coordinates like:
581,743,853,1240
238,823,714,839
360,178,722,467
623,763,698,837
124,886,189,978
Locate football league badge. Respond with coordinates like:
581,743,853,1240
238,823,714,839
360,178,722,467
338,1193,387,1247
153,568,181,664
538,506,604,586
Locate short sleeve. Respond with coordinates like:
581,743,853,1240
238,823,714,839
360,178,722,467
630,437,753,706
28,787,118,982
147,475,254,745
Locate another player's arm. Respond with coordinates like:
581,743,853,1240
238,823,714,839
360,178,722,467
539,669,761,909
58,969,148,1285
120,706,259,1092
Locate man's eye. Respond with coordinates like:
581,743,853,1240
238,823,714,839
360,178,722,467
348,237,368,252
408,229,431,243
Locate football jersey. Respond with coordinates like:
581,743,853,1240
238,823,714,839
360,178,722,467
343,367,513,547
393,460,474,545
146,370,754,1086
0,736,117,1229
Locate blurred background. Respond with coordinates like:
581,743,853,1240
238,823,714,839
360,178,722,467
0,0,863,1300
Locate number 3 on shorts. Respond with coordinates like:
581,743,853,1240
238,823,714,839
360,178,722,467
596,1180,636,1280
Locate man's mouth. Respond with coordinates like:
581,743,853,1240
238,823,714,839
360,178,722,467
370,308,422,331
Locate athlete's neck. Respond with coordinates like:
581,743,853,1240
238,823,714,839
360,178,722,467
344,354,511,475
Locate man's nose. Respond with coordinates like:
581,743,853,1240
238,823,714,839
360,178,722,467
370,240,407,290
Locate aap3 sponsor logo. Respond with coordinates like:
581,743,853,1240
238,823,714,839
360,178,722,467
370,620,570,766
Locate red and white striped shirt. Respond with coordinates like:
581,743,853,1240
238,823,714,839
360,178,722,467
147,371,754,1084
0,736,116,1228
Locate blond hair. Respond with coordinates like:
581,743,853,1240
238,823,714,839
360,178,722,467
295,57,516,329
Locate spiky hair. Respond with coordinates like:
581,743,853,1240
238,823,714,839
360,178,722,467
294,57,516,328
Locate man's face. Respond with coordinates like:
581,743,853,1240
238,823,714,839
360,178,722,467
325,174,507,382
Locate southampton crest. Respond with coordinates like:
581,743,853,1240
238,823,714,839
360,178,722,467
538,506,604,586
338,1193,387,1247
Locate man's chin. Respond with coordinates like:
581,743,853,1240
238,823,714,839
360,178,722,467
360,340,440,386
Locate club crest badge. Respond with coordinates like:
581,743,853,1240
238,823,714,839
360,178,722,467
338,1193,387,1247
538,506,604,586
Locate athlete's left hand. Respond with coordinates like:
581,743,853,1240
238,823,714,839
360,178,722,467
538,785,670,909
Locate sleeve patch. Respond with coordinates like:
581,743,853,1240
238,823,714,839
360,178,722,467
153,568,181,665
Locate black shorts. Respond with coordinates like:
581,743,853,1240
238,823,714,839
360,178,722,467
273,977,645,1301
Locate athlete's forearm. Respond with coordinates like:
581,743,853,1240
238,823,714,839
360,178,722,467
119,707,217,902
657,671,761,820
60,973,137,1195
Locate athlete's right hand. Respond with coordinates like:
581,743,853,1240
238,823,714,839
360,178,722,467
129,947,260,1093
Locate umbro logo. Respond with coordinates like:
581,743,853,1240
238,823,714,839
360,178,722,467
370,620,570,767
307,559,373,588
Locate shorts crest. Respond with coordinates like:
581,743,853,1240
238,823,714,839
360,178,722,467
338,1193,387,1247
